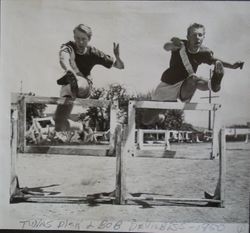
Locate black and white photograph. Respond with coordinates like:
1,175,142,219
0,1,249,232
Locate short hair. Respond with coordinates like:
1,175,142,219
187,23,205,36
73,24,92,39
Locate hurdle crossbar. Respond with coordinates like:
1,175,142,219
133,101,221,111
11,94,111,107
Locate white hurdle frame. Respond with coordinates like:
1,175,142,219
117,100,225,207
10,93,122,203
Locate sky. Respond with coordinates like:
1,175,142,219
1,0,250,128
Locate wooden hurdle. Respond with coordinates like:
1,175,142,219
116,100,226,207
10,93,121,203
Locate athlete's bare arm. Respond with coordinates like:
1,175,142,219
213,58,244,69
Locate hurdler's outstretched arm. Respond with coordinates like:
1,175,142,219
214,58,244,70
163,37,245,70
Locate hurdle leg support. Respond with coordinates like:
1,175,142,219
218,128,226,207
115,124,127,204
108,100,119,156
10,108,21,202
211,105,221,159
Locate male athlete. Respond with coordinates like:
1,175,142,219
54,24,124,137
142,23,244,126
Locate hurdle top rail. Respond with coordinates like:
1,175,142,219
11,93,119,156
11,93,111,107
131,100,221,111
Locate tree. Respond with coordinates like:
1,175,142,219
161,109,184,130
86,84,130,131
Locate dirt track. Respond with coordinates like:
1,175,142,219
10,142,250,225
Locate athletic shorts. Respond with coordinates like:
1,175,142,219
60,78,91,98
152,81,184,102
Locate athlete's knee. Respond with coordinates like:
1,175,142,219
187,75,199,88
77,87,90,98
77,78,91,98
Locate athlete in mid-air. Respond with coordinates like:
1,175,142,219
142,23,244,127
54,24,124,137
